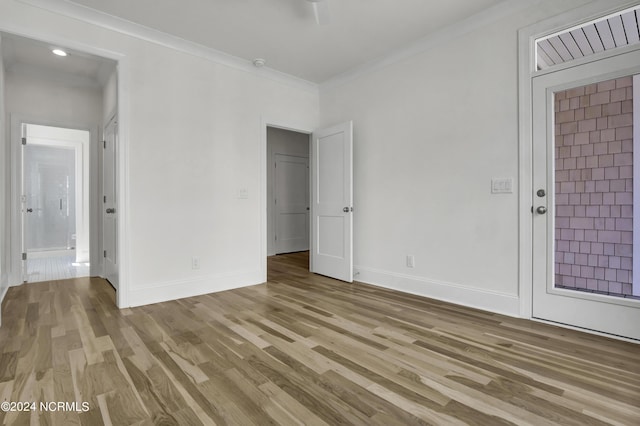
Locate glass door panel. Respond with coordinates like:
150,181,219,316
554,76,636,299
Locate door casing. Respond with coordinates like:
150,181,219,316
261,118,314,280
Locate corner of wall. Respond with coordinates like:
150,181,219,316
0,34,8,312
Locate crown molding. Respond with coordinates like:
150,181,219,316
16,0,319,93
321,0,541,91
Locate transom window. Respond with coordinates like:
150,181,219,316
536,5,640,70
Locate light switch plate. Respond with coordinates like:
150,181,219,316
491,178,513,194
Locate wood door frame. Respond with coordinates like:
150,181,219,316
261,118,313,281
518,0,640,330
0,27,131,308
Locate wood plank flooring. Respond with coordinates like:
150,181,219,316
0,251,638,425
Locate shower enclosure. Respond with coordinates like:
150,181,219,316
23,144,76,252
21,123,91,283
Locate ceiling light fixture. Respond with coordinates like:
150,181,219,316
252,58,266,68
52,49,67,57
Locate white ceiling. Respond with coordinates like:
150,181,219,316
64,0,506,83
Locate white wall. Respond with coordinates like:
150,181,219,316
5,70,103,125
266,127,309,256
0,35,8,305
103,69,117,124
320,0,591,316
0,0,319,307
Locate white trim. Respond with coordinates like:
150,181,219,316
321,0,539,91
260,118,314,282
518,0,640,318
355,266,520,318
531,317,640,344
16,0,318,94
634,74,639,297
517,27,534,319
128,269,263,308
115,58,130,308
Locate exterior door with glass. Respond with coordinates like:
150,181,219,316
532,49,640,340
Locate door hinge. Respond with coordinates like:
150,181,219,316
22,252,27,260
103,250,107,258
104,195,107,203
103,140,106,149
274,162,277,168
21,137,26,145
275,235,277,241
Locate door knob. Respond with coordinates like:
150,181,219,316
106,208,116,214
536,206,547,214
343,207,349,213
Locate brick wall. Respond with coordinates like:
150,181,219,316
554,76,633,296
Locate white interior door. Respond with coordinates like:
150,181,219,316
532,49,640,340
275,154,309,254
103,118,118,289
310,121,353,282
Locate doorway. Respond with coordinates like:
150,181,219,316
262,121,354,284
267,126,311,264
532,49,640,340
21,123,90,282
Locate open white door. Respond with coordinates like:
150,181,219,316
103,117,118,289
310,121,353,282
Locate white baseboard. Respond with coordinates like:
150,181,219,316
354,266,520,318
127,269,263,308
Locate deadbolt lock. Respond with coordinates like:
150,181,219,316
537,189,546,197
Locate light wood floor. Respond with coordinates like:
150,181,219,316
0,251,638,425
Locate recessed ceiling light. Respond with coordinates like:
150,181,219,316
52,49,67,57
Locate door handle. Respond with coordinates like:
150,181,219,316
106,208,116,214
536,206,547,214
343,207,349,213
26,208,33,213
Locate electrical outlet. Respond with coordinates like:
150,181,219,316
192,257,200,270
406,255,415,268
